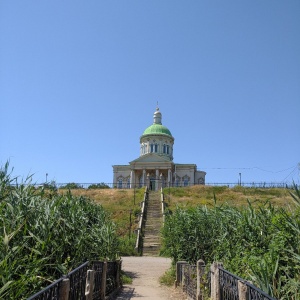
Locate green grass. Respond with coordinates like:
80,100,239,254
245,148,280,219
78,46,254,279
65,188,145,237
163,184,293,210
121,270,133,284
159,265,176,286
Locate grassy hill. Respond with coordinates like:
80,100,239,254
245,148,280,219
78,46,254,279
59,185,294,238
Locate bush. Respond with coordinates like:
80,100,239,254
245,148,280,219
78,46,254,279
88,183,110,189
60,182,82,189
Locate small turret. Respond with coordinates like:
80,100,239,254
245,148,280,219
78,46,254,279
153,107,162,124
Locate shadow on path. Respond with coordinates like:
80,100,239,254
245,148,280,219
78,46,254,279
114,286,144,299
122,270,138,279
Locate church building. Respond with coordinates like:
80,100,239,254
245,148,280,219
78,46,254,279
112,107,206,190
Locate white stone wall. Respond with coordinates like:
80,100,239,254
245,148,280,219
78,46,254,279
174,164,194,186
195,171,206,185
140,135,174,160
113,165,131,188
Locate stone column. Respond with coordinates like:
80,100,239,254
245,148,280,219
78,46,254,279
159,173,163,190
156,169,159,191
238,281,247,300
142,169,146,186
191,167,195,186
146,173,150,189
197,260,205,300
130,170,134,189
168,169,171,186
210,262,223,300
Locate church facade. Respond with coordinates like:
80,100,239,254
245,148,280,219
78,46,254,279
112,107,206,190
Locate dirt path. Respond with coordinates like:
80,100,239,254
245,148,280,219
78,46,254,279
114,256,187,300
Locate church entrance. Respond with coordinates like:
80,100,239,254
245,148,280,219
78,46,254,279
149,177,156,191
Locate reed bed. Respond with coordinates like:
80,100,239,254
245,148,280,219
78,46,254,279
161,185,300,299
0,163,119,299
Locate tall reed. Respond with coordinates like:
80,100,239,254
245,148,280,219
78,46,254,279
0,163,119,299
162,186,300,299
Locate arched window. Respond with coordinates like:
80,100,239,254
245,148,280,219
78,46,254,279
154,144,158,152
183,175,190,187
150,144,154,153
198,178,204,185
163,144,166,153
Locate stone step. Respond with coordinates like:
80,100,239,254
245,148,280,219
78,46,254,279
142,191,163,256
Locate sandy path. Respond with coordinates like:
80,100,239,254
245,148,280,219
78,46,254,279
114,256,187,300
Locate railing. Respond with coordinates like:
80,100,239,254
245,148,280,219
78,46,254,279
176,260,276,300
176,260,208,300
27,260,121,300
106,261,121,295
68,261,89,300
25,182,295,190
160,188,166,223
91,261,104,300
183,264,197,299
27,277,64,300
246,282,276,300
219,268,240,300
135,187,148,253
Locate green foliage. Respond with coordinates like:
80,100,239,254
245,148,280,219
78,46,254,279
121,270,133,284
159,265,176,286
60,182,83,189
88,183,110,189
0,163,119,299
118,236,138,256
162,190,300,299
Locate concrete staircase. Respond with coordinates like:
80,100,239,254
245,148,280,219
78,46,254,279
142,191,163,256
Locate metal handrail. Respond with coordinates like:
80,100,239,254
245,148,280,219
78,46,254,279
161,187,165,224
135,187,148,252
27,278,63,300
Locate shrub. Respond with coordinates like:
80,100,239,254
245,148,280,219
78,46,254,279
60,182,82,189
88,183,110,189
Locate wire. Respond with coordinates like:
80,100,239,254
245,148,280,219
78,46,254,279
201,165,297,173
282,166,298,182
253,166,296,173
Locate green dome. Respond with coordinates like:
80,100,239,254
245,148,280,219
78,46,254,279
142,124,172,137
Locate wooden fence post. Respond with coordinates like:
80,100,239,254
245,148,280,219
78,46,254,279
197,259,205,300
210,262,223,300
116,260,122,288
100,261,107,300
182,264,187,293
175,261,187,287
238,280,247,300
59,277,70,300
85,270,95,300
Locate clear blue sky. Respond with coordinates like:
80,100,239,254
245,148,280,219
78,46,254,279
1,1,299,185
